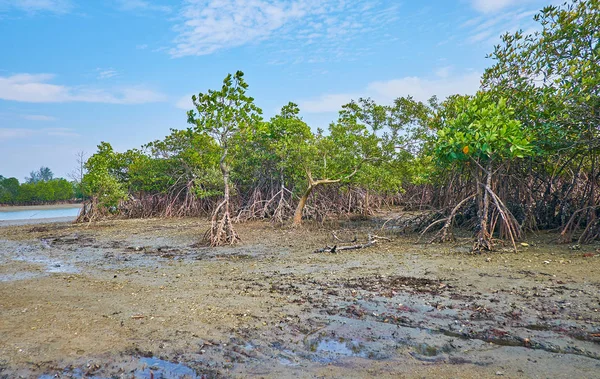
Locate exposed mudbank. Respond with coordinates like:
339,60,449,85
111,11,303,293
1,217,599,378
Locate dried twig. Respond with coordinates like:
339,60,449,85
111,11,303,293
314,234,390,253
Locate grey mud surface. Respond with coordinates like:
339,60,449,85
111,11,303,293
0,216,599,378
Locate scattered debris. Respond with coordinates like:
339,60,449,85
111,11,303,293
314,234,391,253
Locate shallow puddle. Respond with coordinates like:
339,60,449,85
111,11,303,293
305,337,369,363
136,357,200,379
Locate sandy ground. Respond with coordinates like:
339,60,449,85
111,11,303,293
0,215,599,378
0,216,79,227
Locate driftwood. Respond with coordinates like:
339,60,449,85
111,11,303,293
314,234,391,253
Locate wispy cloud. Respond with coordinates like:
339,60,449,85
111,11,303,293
0,0,72,14
435,66,453,78
45,127,79,137
299,71,482,113
469,0,537,14
96,68,119,80
0,128,34,140
462,3,545,46
0,73,166,104
175,93,194,110
170,0,400,59
116,0,171,13
0,127,79,141
22,114,56,121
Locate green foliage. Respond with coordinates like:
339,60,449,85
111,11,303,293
334,97,434,191
142,129,222,198
186,70,263,199
231,102,313,191
0,177,21,204
187,71,263,150
0,175,74,205
25,166,54,184
435,95,534,165
482,0,599,154
81,142,127,208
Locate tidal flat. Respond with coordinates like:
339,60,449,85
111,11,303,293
1,216,599,378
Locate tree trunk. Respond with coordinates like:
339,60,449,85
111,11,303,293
222,163,230,215
292,169,344,226
293,185,313,225
208,147,239,246
475,161,493,251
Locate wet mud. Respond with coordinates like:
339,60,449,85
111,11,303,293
0,216,599,378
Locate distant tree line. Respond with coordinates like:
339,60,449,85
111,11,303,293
0,166,80,205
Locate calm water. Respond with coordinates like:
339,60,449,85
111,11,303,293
0,206,81,221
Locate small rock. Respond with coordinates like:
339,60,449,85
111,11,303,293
496,371,504,376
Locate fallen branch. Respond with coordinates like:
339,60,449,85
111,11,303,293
331,232,357,243
314,234,390,253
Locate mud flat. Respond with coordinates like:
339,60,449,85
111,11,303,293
0,216,599,378
0,216,79,227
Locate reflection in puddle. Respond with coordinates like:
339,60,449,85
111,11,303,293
315,339,363,356
136,357,199,379
306,338,369,363
37,357,200,379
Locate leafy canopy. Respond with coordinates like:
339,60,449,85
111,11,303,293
435,94,534,164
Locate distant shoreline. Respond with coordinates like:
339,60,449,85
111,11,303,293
0,204,83,212
0,216,77,227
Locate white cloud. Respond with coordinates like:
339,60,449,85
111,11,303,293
170,0,400,58
175,93,195,110
0,73,166,104
22,114,56,121
468,30,493,43
469,0,535,13
299,72,482,113
0,0,72,14
462,3,546,46
116,0,171,13
44,127,79,137
435,66,453,78
0,127,79,141
96,68,118,80
0,128,34,140
136,44,149,50
298,93,359,114
118,87,167,104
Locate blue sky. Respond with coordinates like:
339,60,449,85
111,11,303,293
0,0,556,180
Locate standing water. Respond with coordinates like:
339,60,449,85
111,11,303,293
0,205,81,224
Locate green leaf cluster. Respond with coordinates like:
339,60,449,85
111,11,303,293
435,94,534,165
